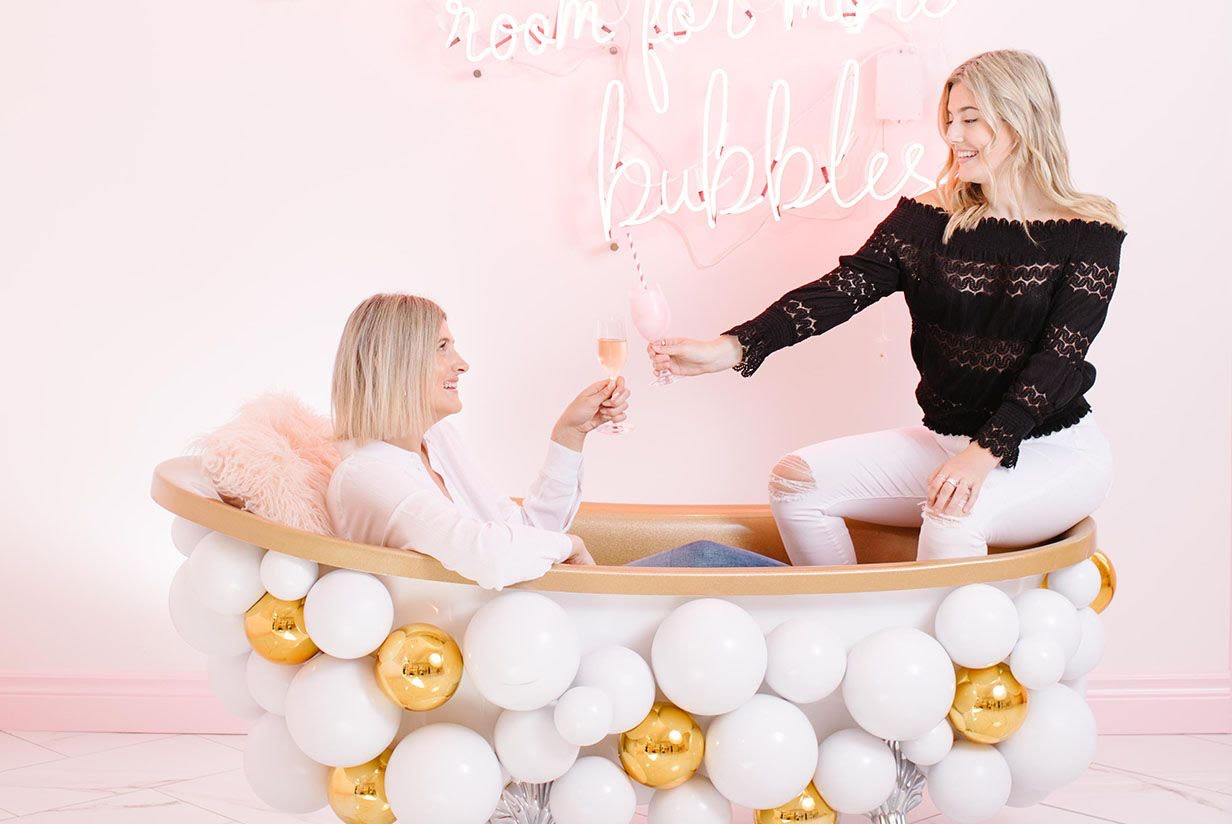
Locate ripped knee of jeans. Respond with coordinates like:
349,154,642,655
919,500,968,526
769,455,816,502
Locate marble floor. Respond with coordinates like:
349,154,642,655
0,730,1228,823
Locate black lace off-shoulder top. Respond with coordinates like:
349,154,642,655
723,196,1127,468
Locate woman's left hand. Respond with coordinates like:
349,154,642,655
926,444,1002,516
552,377,630,448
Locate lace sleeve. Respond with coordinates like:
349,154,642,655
975,223,1125,467
722,207,908,377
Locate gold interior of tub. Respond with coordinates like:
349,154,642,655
152,457,1097,596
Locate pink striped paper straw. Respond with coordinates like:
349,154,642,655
625,231,647,290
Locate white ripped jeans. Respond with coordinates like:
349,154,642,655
769,414,1113,565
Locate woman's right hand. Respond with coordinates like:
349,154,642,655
647,335,742,377
563,534,596,566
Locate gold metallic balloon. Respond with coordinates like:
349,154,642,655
1089,550,1117,613
754,782,838,824
328,746,395,824
619,702,704,789
244,593,318,664
950,663,1029,744
374,622,463,711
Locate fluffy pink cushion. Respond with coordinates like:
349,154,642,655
192,393,340,536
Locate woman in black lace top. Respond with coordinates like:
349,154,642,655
650,50,1126,565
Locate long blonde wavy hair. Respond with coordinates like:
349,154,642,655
933,50,1124,242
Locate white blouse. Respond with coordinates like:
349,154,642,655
325,420,583,590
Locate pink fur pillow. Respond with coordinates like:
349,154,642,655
192,393,340,536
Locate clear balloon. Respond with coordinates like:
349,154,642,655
284,655,402,767
927,740,1011,823
187,532,266,615
168,562,250,656
651,598,767,716
494,706,580,783
813,728,896,814
260,551,319,601
304,570,394,660
764,618,847,704
934,584,1020,668
386,723,504,824
243,713,330,814
549,756,638,824
463,592,580,711
842,627,955,741
704,694,819,810
574,645,656,733
554,686,614,747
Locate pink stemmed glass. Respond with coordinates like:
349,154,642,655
629,283,676,386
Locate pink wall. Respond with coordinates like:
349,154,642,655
0,0,1228,732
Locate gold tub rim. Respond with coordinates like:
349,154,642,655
151,456,1095,596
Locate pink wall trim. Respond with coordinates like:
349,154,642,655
1,672,1228,736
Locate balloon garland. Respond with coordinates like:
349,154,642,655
168,518,1113,824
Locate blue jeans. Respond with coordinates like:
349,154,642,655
627,540,787,568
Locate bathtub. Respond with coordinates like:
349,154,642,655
153,455,1114,824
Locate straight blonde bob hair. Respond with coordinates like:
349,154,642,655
331,293,445,443
934,49,1124,242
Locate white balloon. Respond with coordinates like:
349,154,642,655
652,599,767,716
246,652,302,715
1063,674,1089,698
1046,560,1102,608
207,653,262,719
1062,608,1105,681
574,645,656,733
764,618,847,704
494,706,579,782
168,562,250,656
927,740,1011,823
549,756,637,824
704,695,818,809
902,719,953,766
260,551,319,601
187,533,266,615
1006,781,1051,808
1009,634,1066,690
648,776,732,824
302,570,393,660
935,584,1020,668
387,723,504,824
842,627,955,741
171,518,211,557
554,686,614,747
813,728,896,814
464,592,580,710
284,655,401,767
1014,589,1081,661
996,684,1096,793
243,713,329,813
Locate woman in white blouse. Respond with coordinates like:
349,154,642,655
326,294,782,591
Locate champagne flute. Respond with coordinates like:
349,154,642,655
595,317,632,434
629,282,676,386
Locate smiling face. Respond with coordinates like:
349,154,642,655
428,319,468,422
944,81,1015,186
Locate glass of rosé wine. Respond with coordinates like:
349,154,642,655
595,317,632,434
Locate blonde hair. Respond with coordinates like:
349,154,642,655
331,294,445,443
933,49,1124,242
